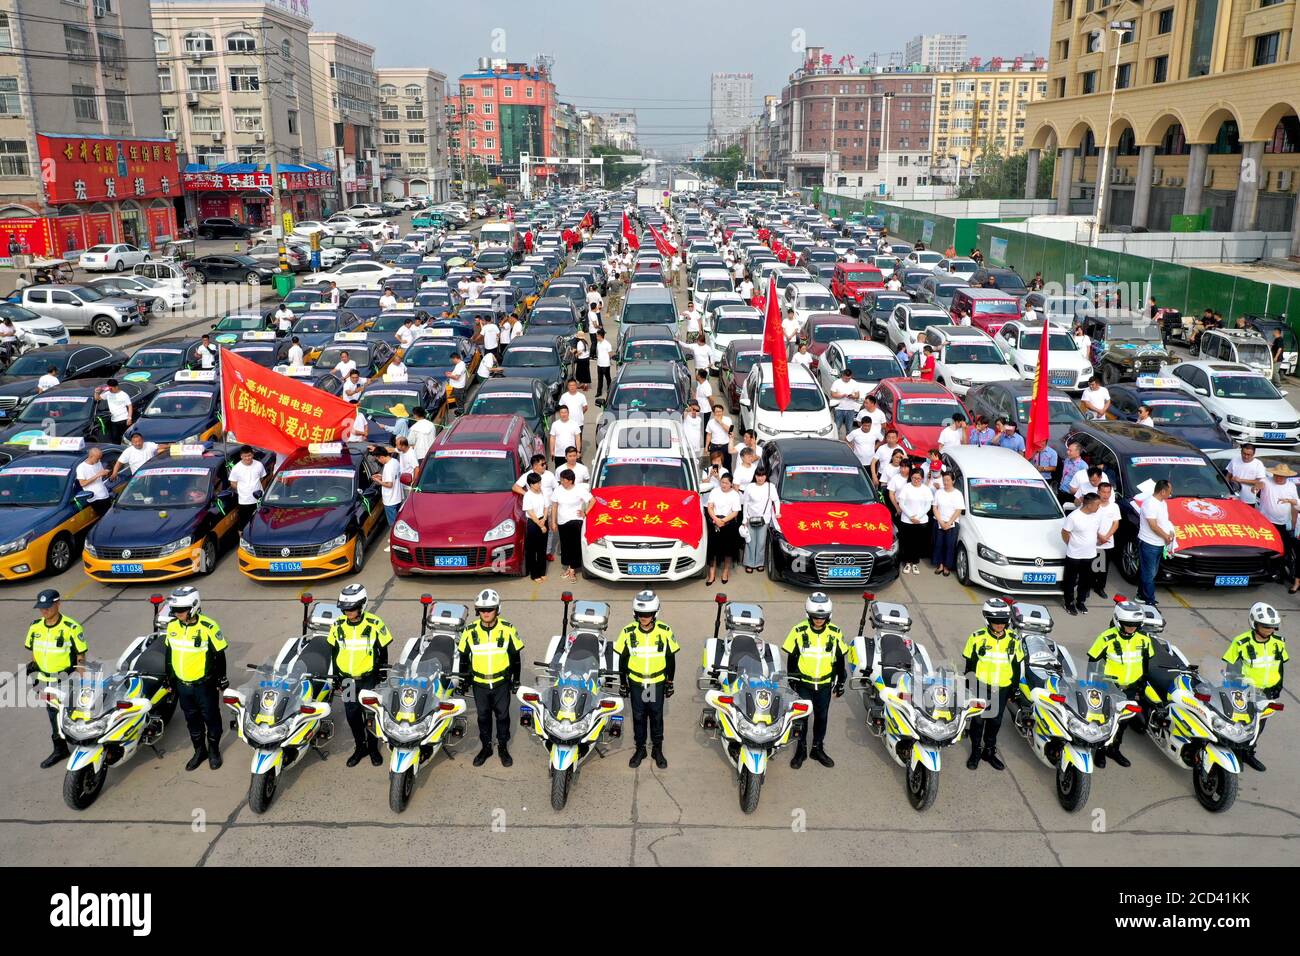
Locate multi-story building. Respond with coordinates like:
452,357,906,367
602,111,637,151
1025,0,1300,245
0,0,183,260
377,68,450,202
457,57,556,189
153,1,333,228
709,72,753,149
309,31,378,206
905,34,969,71
931,58,1049,185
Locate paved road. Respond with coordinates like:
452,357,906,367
1,224,1296,866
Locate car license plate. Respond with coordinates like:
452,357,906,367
628,562,661,575
434,555,469,568
111,563,143,575
0,410,7,419
1023,572,1058,584
1262,431,1286,440
269,561,303,573
826,565,861,578
1215,574,1249,587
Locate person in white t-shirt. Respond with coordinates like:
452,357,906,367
1080,377,1111,419
790,342,814,369
274,303,295,333
560,447,590,487
342,369,367,403
371,446,404,538
682,401,705,461
394,436,418,497
871,430,904,484
681,303,702,339
829,368,864,435
37,365,60,393
394,320,416,351
1092,480,1122,600
286,337,305,367
548,405,583,468
550,469,592,580
1226,444,1268,505
1071,465,1111,502
514,455,558,502
781,309,801,343
98,380,133,443
228,445,268,522
1135,404,1156,428
705,404,734,470
332,350,358,380
475,351,498,381
595,330,614,399
1137,480,1175,604
857,394,887,433
445,355,467,414
76,447,112,516
731,447,759,489
406,406,436,460
346,409,369,443
386,356,409,382
694,369,713,421
931,471,965,576
896,468,935,575
520,471,551,581
557,379,588,423
937,412,967,451
110,433,158,481
1061,493,1102,614
844,416,880,467
379,289,398,312
479,317,501,357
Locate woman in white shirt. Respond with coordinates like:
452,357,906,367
706,472,742,586
930,472,965,577
549,469,591,581
705,404,734,471
521,471,551,582
896,468,935,575
741,468,779,572
878,448,906,490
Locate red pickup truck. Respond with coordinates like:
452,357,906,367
831,263,885,314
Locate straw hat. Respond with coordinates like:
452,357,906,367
1269,463,1297,478
387,403,410,419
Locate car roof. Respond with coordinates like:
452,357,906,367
507,333,561,348
770,437,861,467
957,287,1019,300
475,376,541,396
831,339,895,357
943,444,1045,478
281,444,369,470
624,286,674,303
1178,360,1259,375
615,361,680,382
807,312,856,325
439,414,524,448
1065,419,1208,457
622,324,678,340
885,379,957,398
135,449,228,475
753,360,817,384
1110,385,1193,402
929,325,992,342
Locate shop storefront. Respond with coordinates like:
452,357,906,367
181,163,336,228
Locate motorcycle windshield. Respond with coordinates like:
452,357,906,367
242,661,314,726
916,666,961,716
382,657,449,719
1200,667,1262,726
1059,663,1126,721
63,661,128,719
549,635,604,718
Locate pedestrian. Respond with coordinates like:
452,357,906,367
163,587,229,772
1257,464,1300,590
407,406,436,460
1137,479,1175,605
741,467,778,571
968,414,995,446
327,281,341,307
97,379,132,443
595,328,613,398
574,334,591,390
688,334,712,375
372,445,403,528
1226,443,1268,505
1221,602,1287,771
332,350,358,380
557,378,588,424
520,472,549,581
25,589,87,769
830,367,862,436
791,340,814,370
1086,600,1153,768
550,468,591,580
614,591,679,770
444,349,468,414
1271,330,1285,384
845,415,881,467
705,471,741,586
227,444,267,524
75,446,112,516
327,584,393,767
457,589,523,767
1062,492,1102,615
1081,376,1111,420
274,301,295,334
896,467,934,574
918,345,937,382
870,428,904,484
931,471,964,576
194,335,217,371
996,420,1026,454
110,432,159,480
706,402,734,471
781,593,847,769
938,412,967,451
548,405,583,470
286,336,305,367
1030,441,1058,480
342,369,367,403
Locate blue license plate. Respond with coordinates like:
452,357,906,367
1215,575,1249,587
1023,572,1058,584
269,561,302,573
111,563,143,575
434,555,469,568
1262,431,1286,440
0,410,7,419
627,563,661,575
826,565,861,578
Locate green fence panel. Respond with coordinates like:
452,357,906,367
1228,278,1270,324
1185,269,1236,318
1150,260,1192,315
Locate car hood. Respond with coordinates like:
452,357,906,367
972,511,1066,561
89,506,203,549
403,490,518,543
245,504,352,548
896,423,945,453
0,504,66,542
499,366,561,387
951,365,1021,384
1159,424,1234,452
0,378,40,398
129,414,216,444
1211,396,1298,421
119,368,178,386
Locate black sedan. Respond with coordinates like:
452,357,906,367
196,217,253,240
355,378,445,444
0,378,157,446
595,361,690,445
189,254,277,286
964,380,1085,471
0,344,126,424
1104,383,1233,452
499,333,573,402
465,375,552,437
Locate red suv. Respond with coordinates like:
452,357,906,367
389,414,544,576
950,287,1023,337
870,378,969,460
831,263,885,313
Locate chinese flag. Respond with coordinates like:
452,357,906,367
621,212,640,250
650,224,677,257
220,348,358,457
762,275,791,411
1025,319,1052,458
579,210,593,231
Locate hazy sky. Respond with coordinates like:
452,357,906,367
308,0,1052,153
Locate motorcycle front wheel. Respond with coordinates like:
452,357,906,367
1193,764,1238,813
62,764,107,810
248,770,277,814
389,768,415,814
1056,760,1092,812
739,767,763,814
550,766,572,811
906,762,939,812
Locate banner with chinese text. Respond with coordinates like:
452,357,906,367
220,348,357,456
777,502,894,549
1165,498,1283,554
37,135,180,205
583,485,704,548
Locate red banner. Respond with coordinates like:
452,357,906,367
777,502,895,549
649,224,677,257
583,485,704,547
182,169,334,192
621,213,640,251
0,217,53,258
83,211,116,246
762,275,790,411
1164,497,1284,554
220,348,358,456
37,135,180,205
1026,305,1051,458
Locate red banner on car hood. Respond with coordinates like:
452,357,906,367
1163,497,1284,554
584,485,703,548
777,502,895,548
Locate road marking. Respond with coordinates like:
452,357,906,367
1168,589,1192,610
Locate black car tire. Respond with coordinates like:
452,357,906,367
113,259,125,273
91,316,117,338
46,532,75,575
245,272,261,286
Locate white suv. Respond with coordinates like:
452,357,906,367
782,281,841,330
994,320,1093,393
739,360,836,443
922,325,1020,397
884,302,951,355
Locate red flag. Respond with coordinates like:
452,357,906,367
649,224,677,257
1025,320,1052,459
220,348,357,457
762,275,790,412
579,210,593,231
621,212,640,250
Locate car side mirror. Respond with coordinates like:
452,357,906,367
1194,387,1208,396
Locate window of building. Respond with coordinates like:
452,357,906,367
404,84,421,97
157,67,173,93
98,34,125,69
161,108,176,133
280,38,290,59
380,84,398,97
483,102,493,114
406,105,423,120
229,67,260,92
483,120,494,131
226,32,255,53
191,109,223,132
1156,8,1174,33
897,177,908,186
72,85,97,121
0,140,28,177
189,68,218,92
0,77,18,115
153,32,168,55
1152,55,1169,83
462,85,473,96
407,152,425,166
105,90,128,125
525,86,534,98
1265,115,1300,153
381,106,399,120
1209,119,1241,155
283,72,295,97
1254,32,1281,66
408,129,426,144
1156,122,1188,155
481,85,492,96
1116,63,1133,88
1188,0,1219,77
193,146,225,167
483,138,494,149
288,147,301,164
64,25,93,60
287,110,298,135
464,102,475,113
1082,71,1098,94
184,31,214,54
382,152,402,166
383,129,401,145
502,85,514,98
234,108,263,132
235,147,264,164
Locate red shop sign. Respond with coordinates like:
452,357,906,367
38,135,180,205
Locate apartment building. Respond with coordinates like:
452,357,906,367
309,31,378,205
457,57,557,187
905,33,969,71
377,68,450,202
931,59,1049,184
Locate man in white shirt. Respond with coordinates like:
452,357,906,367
76,447,112,516
228,444,268,522
194,335,216,370
871,429,904,485
595,330,614,399
681,303,702,338
694,370,714,425
110,433,159,480
1226,444,1268,505
386,356,409,382
499,315,519,346
1093,480,1122,600
395,319,416,351
738,278,754,300
407,406,436,460
37,365,60,393
285,336,305,367
844,416,880,467
394,436,418,496
98,379,132,443
333,350,358,379
586,287,602,316
1061,492,1102,614
1080,377,1111,419
557,379,588,423
274,303,295,333
475,351,497,380
790,342,814,369
829,368,863,436
327,282,341,307
372,445,405,534
688,336,712,373
1137,480,1176,605
781,308,801,343
346,409,369,443
937,412,967,451
548,405,583,469
857,394,887,433
514,455,557,502
885,275,903,292
379,288,398,311
445,355,468,415
1071,465,1111,502
732,447,759,489
559,446,590,486
342,369,367,403
465,278,482,301
480,317,501,358
682,401,705,460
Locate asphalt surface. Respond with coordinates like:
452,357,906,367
1,214,1297,866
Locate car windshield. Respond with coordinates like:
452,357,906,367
796,293,837,311
118,467,211,508
144,390,214,418
973,299,1018,316
1145,399,1215,426
292,318,337,334
17,394,93,423
966,477,1063,519
908,313,951,332
215,315,262,331
1046,297,1089,318
625,342,681,363
530,310,574,326
264,467,356,506
87,245,114,254
1106,323,1162,344
404,343,460,367
1209,373,1282,400
609,383,680,411
0,463,69,506
1122,455,1230,498
468,391,537,418
944,343,1004,364
75,287,104,302
696,275,731,292
623,301,678,324
125,347,186,370
1018,331,1078,351
811,324,858,344
715,313,763,335
781,463,873,503
1235,342,1272,366
503,346,557,368
597,457,692,490
1015,397,1084,425
358,389,420,418
417,450,516,493
758,383,825,412
871,295,910,313
897,397,963,425
839,357,896,383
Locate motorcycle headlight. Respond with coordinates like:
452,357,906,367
543,710,599,740
1205,708,1254,743
61,712,110,740
0,534,30,556
1064,711,1113,744
318,534,348,555
381,712,435,744
912,709,960,742
977,544,1009,566
483,518,516,542
244,717,294,746
391,519,420,543
157,535,193,558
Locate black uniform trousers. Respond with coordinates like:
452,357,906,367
628,679,665,748
792,679,833,749
341,672,379,750
176,678,223,745
474,681,511,746
968,685,1013,753
46,698,63,748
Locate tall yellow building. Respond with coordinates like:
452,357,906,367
932,65,1050,180
1024,0,1300,248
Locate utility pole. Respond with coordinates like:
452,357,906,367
1092,20,1134,246
259,21,287,274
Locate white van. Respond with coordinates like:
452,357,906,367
479,221,517,250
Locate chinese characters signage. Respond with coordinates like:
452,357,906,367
777,502,894,549
1163,498,1283,555
181,169,335,192
220,348,358,456
583,485,704,548
37,135,181,205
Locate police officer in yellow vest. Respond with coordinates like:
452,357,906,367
25,589,88,768
963,598,1024,771
1086,599,1153,768
1223,601,1289,771
328,583,393,768
163,586,228,772
615,590,680,770
782,592,847,769
458,588,523,768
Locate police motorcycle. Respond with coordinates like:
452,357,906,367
221,594,337,814
517,593,624,810
40,595,177,810
1135,605,1284,813
847,593,987,812
358,595,469,813
698,594,811,814
1007,602,1142,812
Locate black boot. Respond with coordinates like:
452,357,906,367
207,737,223,770
1242,751,1267,772
983,747,1005,771
1095,748,1107,769
498,742,513,767
810,746,834,768
40,743,69,770
629,746,647,768
790,743,806,769
346,744,369,767
368,737,383,767
966,745,981,770
472,744,493,767
1106,745,1131,768
185,740,209,772
652,743,667,769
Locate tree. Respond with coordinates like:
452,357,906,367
590,145,641,187
957,145,1055,200
690,144,746,187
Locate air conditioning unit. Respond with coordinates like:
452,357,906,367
1204,167,1214,188
185,91,200,106
415,95,423,103
93,0,108,17
253,132,265,143
1152,167,1163,185
1278,170,1294,192
167,130,179,141
211,131,224,143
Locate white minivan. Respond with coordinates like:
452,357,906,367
739,361,837,443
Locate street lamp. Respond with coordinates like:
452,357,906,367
881,91,895,197
1092,19,1134,246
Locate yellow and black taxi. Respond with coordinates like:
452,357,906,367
356,377,447,444
309,331,395,386
84,442,275,582
226,330,285,369
126,370,223,445
0,437,125,579
118,337,207,387
210,310,272,347
414,285,460,318
504,267,543,311
238,442,385,581
0,379,158,447
288,307,366,361
0,344,127,424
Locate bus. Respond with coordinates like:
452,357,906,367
735,178,784,194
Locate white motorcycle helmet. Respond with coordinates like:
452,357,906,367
338,583,368,615
169,585,201,618
475,588,500,612
1250,602,1281,630
981,597,1013,628
632,590,660,619
805,592,833,623
1112,599,1145,631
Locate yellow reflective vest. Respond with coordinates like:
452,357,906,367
782,621,847,686
614,621,680,684
165,615,227,683
327,612,392,678
25,615,87,678
458,619,523,686
1223,631,1288,690
1087,627,1153,688
963,627,1024,688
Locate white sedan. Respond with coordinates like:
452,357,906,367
782,281,842,330
300,260,397,292
79,243,150,272
1164,360,1300,446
